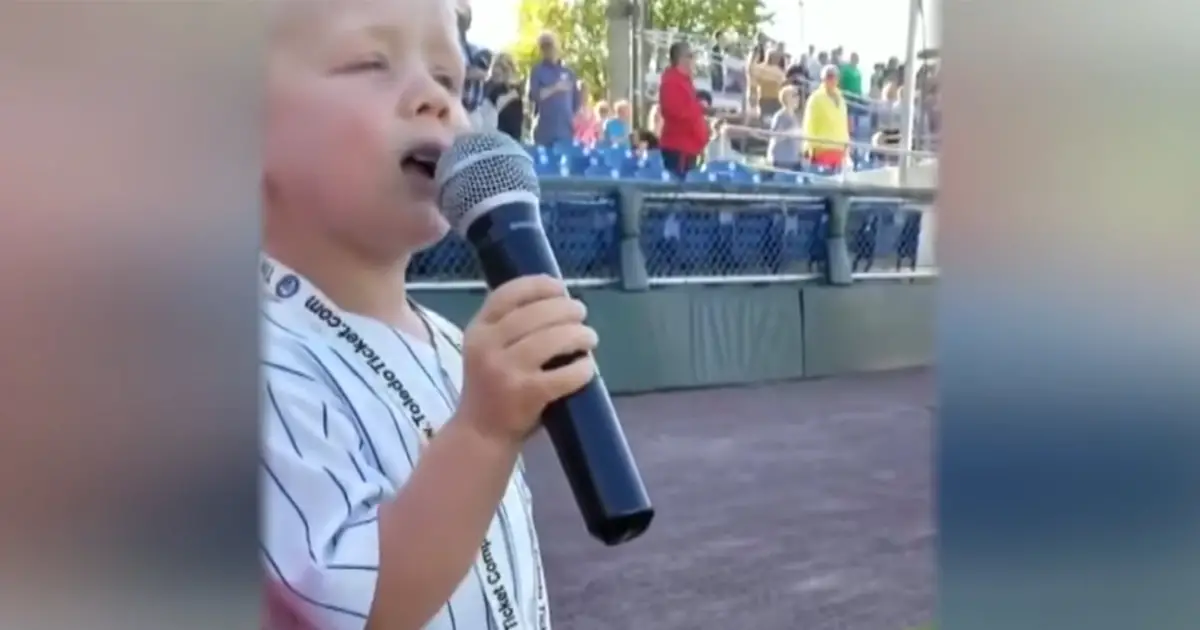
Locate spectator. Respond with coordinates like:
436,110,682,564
527,33,579,146
710,29,728,92
806,46,823,79
658,41,708,176
869,62,887,98
484,52,524,141
767,85,804,171
633,104,661,153
885,56,901,83
771,42,788,69
573,88,603,146
840,52,863,97
604,100,633,145
750,32,770,65
749,49,787,118
457,2,491,128
634,127,660,152
871,82,904,164
785,53,810,86
647,103,663,137
916,62,934,93
704,117,735,162
801,64,850,170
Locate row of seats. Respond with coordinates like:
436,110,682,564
527,141,886,183
409,194,924,281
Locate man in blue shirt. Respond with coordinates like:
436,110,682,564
526,33,579,146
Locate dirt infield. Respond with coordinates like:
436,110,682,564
521,368,935,630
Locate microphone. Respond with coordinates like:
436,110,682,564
434,131,654,546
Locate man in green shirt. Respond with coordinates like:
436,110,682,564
839,52,863,96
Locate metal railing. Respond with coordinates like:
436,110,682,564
715,122,937,186
408,179,937,291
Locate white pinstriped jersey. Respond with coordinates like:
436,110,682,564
260,294,545,630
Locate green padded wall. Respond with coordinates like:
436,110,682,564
800,280,936,377
574,285,806,393
413,281,934,394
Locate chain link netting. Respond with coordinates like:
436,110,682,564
641,197,826,278
408,190,621,283
846,200,930,273
641,197,930,279
408,192,931,283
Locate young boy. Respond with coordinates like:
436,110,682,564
602,99,632,146
260,1,597,629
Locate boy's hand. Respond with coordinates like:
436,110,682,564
455,275,597,445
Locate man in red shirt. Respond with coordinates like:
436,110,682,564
657,41,709,177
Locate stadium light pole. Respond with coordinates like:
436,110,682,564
898,0,922,185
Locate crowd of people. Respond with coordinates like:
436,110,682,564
457,2,940,177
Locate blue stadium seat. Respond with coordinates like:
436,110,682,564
639,203,675,276
644,202,721,277
728,169,759,184
677,209,721,275
777,199,826,273
705,160,739,173
582,164,622,179
634,167,672,181
846,199,904,271
549,195,618,277
534,153,572,178
728,205,776,273
896,207,924,270
596,146,635,170
869,201,907,270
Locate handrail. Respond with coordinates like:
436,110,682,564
719,123,938,159
537,176,937,202
713,123,937,186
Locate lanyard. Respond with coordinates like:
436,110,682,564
260,256,548,630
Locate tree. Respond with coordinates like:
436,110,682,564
649,0,771,41
511,0,771,100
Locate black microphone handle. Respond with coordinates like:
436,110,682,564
464,202,655,546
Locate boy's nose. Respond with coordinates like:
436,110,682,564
400,75,466,130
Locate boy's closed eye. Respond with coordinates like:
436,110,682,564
433,72,463,95
346,54,390,72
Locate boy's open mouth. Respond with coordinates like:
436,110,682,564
400,144,441,180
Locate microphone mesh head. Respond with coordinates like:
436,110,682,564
435,131,540,232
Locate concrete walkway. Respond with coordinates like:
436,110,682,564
522,368,936,630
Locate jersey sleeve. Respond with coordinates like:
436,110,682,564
261,364,394,630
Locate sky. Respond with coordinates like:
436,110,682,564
469,0,938,67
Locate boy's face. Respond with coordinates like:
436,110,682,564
265,0,469,258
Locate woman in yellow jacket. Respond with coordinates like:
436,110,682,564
801,64,850,169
